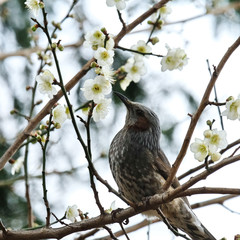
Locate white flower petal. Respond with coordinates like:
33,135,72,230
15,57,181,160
66,205,79,223
53,105,68,125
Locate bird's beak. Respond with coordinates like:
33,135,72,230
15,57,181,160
114,92,132,109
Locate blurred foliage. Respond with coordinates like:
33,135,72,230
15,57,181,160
0,133,43,229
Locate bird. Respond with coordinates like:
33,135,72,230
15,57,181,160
109,92,216,240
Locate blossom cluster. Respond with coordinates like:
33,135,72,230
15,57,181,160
35,69,71,127
161,44,188,72
120,40,149,90
190,129,228,162
30,1,188,124
82,29,115,122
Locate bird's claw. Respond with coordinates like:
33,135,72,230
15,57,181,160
111,208,124,222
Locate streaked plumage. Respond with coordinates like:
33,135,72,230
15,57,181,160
109,92,216,240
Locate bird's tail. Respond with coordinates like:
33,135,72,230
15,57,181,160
183,221,216,240
153,197,216,240
167,198,216,240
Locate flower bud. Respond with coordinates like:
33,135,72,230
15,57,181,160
52,33,57,39
54,122,61,129
90,61,98,68
10,109,17,115
39,124,46,130
150,37,159,45
39,1,45,8
206,120,212,127
226,96,234,102
51,42,57,49
26,86,32,91
101,27,107,35
31,24,39,32
57,44,64,51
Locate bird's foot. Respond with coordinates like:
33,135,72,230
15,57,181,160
111,208,124,222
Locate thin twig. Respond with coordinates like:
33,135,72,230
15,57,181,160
117,10,126,29
191,194,239,209
146,12,161,44
23,144,34,228
119,222,130,240
103,226,118,240
206,59,224,130
116,45,163,57
51,212,70,227
41,113,53,227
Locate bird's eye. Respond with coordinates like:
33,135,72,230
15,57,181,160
136,109,144,116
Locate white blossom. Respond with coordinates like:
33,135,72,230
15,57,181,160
93,98,112,122
190,138,208,162
81,75,112,103
11,156,24,175
131,40,152,60
66,205,79,223
94,47,114,66
204,129,228,152
36,69,57,99
151,5,172,22
105,201,117,214
124,57,146,83
190,128,228,162
84,30,114,50
209,152,221,162
159,5,172,19
161,45,188,72
24,0,43,17
106,0,128,10
96,65,115,83
103,36,115,50
84,30,104,50
53,105,67,125
222,96,240,120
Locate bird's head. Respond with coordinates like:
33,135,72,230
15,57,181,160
114,92,160,132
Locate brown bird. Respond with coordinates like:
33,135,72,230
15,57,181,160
109,92,216,240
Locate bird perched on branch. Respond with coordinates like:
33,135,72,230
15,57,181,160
109,92,216,240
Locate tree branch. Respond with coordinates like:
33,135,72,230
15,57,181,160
163,36,240,191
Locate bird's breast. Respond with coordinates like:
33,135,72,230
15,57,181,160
109,130,165,203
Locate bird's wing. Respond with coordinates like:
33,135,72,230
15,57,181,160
153,148,190,206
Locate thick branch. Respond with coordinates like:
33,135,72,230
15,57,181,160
1,154,239,240
163,36,240,190
165,154,240,201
